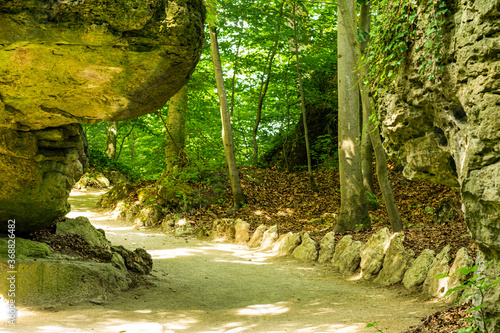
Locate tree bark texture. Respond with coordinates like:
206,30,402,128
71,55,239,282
209,26,246,211
165,85,188,173
335,0,369,232
337,0,403,232
106,121,118,160
359,0,375,197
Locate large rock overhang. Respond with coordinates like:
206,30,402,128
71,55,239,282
0,0,206,234
0,0,206,130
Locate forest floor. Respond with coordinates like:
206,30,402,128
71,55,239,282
180,165,476,332
7,188,455,333
19,165,476,332
186,165,475,261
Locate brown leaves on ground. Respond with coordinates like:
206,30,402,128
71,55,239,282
402,305,474,333
183,164,477,333
187,164,474,259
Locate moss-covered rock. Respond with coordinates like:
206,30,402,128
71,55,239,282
0,124,88,234
0,0,205,130
0,0,205,234
0,259,131,306
0,238,53,259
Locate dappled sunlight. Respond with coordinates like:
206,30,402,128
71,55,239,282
346,272,363,281
149,247,205,259
236,303,290,316
339,139,356,160
198,243,277,263
252,210,272,221
276,208,295,217
17,188,442,333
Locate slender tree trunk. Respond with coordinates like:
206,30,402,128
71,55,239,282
292,3,319,192
283,59,292,171
130,128,136,170
164,85,188,173
359,0,375,198
337,0,403,232
106,121,118,160
251,1,285,166
335,0,369,232
209,26,246,213
116,121,136,160
230,37,242,118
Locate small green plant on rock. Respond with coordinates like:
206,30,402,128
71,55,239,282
440,261,500,333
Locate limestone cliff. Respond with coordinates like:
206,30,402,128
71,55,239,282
0,0,205,233
379,0,499,330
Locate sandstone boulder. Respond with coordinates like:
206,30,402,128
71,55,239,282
318,231,336,264
446,247,474,304
360,228,391,280
174,218,195,237
111,245,153,275
373,233,414,286
133,205,163,228
338,241,362,276
292,233,318,261
248,225,268,248
0,238,52,259
260,225,279,251
331,235,352,271
272,233,301,256
403,249,435,289
0,0,205,233
235,219,250,244
212,219,236,241
423,245,451,298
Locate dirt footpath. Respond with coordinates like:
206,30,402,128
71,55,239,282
2,189,445,333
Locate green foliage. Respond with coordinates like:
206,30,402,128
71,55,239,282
366,191,383,209
366,321,386,332
311,134,338,169
84,0,340,178
88,148,140,182
367,0,449,92
440,261,500,333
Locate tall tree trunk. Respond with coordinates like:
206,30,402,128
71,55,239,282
335,0,369,232
251,1,285,166
130,128,136,170
106,121,118,160
209,26,246,213
359,0,375,198
165,85,188,173
337,0,404,232
292,3,319,193
230,37,242,119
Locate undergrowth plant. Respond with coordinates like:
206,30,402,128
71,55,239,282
367,0,449,100
440,261,500,333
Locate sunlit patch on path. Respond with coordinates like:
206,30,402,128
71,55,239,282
1,189,443,332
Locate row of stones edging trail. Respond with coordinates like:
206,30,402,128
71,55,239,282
3,189,446,333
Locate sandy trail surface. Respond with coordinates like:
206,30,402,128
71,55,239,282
2,189,444,333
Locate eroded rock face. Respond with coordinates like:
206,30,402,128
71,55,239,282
0,0,205,233
0,0,205,130
380,1,499,327
0,124,88,233
381,0,500,248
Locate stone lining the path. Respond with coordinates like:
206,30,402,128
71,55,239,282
207,219,473,304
